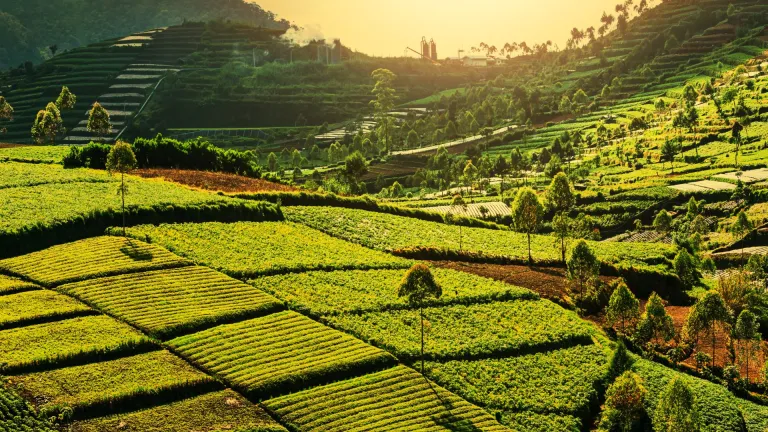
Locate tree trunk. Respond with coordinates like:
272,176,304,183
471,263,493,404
459,225,463,251
711,322,716,369
527,233,532,265
561,236,566,263
420,305,425,374
121,172,126,236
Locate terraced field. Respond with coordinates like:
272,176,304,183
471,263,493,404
0,290,92,329
169,311,396,398
59,266,282,338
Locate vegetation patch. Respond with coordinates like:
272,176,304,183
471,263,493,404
59,266,283,339
0,236,190,287
7,350,218,420
250,268,537,316
263,365,508,432
68,389,287,432
124,222,412,278
0,382,56,432
0,274,39,295
0,290,93,330
323,300,594,361
500,411,581,432
0,315,152,374
168,311,395,399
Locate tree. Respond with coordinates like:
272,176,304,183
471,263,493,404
734,309,761,382
267,152,278,172
599,371,647,432
449,194,468,251
653,210,672,233
606,281,640,336
55,86,77,110
731,121,743,169
462,160,478,195
106,141,137,236
674,249,699,290
608,339,635,381
731,210,753,267
684,290,731,368
406,129,419,148
636,292,675,347
397,264,442,374
370,69,397,154
547,172,575,213
552,213,572,265
660,139,678,172
0,96,13,134
567,240,600,296
291,149,302,169
87,102,111,142
653,378,700,432
511,188,543,263
343,151,368,190
31,102,64,144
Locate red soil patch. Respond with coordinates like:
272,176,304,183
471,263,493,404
431,261,614,303
134,168,298,194
0,143,26,149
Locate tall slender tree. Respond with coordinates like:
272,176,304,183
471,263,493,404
511,187,543,264
397,264,442,374
106,141,137,236
0,96,13,134
370,69,397,154
87,102,112,142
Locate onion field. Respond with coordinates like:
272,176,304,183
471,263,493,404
58,266,283,338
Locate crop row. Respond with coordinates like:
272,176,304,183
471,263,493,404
0,315,152,374
0,145,71,164
168,311,395,399
0,383,55,432
67,389,287,432
282,206,676,267
263,365,508,432
425,344,608,417
124,222,412,279
0,275,38,296
0,162,115,190
250,268,536,316
59,266,283,339
7,350,217,420
323,300,594,361
0,236,190,287
0,290,93,330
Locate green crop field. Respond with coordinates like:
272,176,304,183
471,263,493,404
68,390,287,432
0,274,39,295
250,268,537,316
0,290,92,329
7,350,216,418
168,311,395,398
0,315,151,373
0,145,71,164
324,300,595,360
124,222,412,278
0,161,114,189
425,344,609,419
264,365,509,432
0,383,56,432
0,236,190,287
58,266,282,338
284,206,675,267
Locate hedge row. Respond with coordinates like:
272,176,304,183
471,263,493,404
0,200,282,259
234,192,507,231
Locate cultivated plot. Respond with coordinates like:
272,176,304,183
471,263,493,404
0,290,92,329
125,221,412,278
264,365,510,432
250,268,536,316
169,311,395,398
323,300,594,360
0,274,39,295
59,266,282,338
0,236,190,286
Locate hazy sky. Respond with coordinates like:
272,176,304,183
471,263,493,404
256,0,625,57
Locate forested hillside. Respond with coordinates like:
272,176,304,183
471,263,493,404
0,0,290,68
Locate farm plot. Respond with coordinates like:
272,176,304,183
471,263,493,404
0,290,93,330
0,274,39,295
422,202,511,219
0,383,56,432
59,266,282,338
632,359,768,432
425,344,608,419
168,311,395,398
0,315,152,374
264,365,509,432
669,180,736,192
501,412,581,432
0,236,190,287
250,268,536,316
0,162,115,189
8,350,217,419
124,222,412,279
0,145,71,163
714,168,768,184
68,389,287,432
323,300,594,361
283,206,675,267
